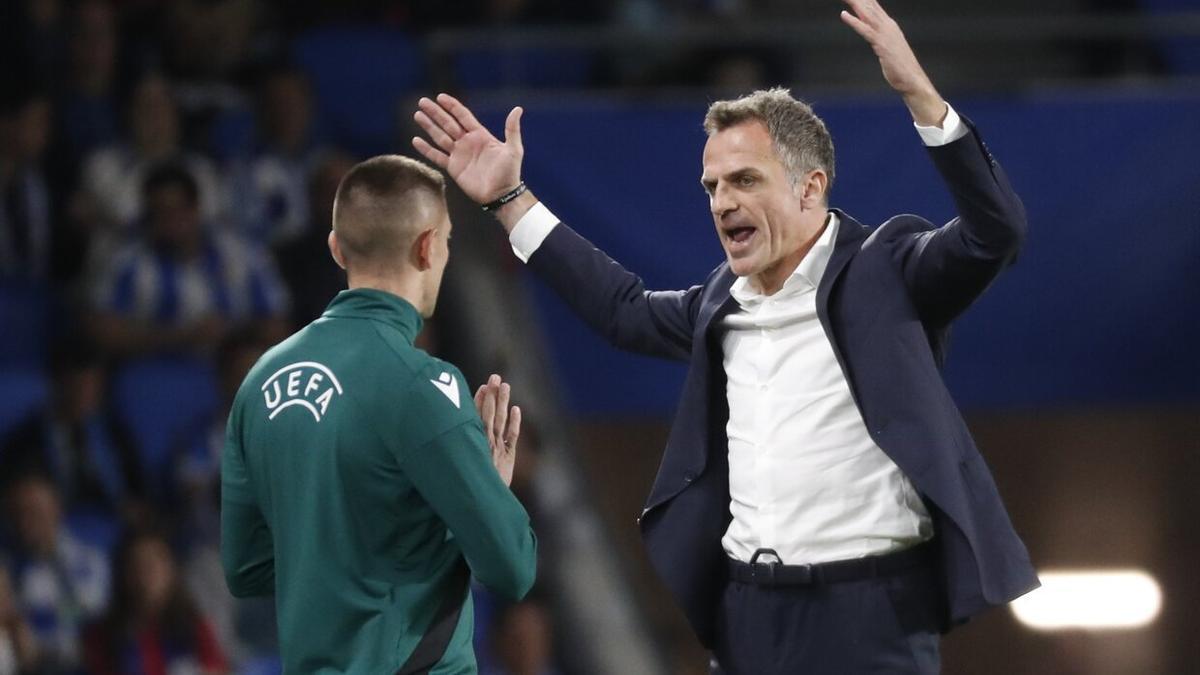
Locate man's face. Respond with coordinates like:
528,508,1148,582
701,120,809,285
147,184,201,254
11,480,61,557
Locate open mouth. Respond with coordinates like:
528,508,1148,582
724,226,756,252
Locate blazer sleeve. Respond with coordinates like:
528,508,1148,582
526,223,702,362
884,118,1028,328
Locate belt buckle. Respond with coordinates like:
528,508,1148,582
753,561,778,584
748,548,783,585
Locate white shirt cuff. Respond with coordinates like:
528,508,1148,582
508,201,559,263
914,102,968,147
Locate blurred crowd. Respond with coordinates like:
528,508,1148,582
0,1,566,674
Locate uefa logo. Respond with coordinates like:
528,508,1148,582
262,361,344,422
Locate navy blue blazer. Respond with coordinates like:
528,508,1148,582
525,119,1040,647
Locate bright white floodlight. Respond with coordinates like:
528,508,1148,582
1011,569,1162,631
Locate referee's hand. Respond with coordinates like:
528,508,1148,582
475,374,522,488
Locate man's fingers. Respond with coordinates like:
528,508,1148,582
412,136,449,169
418,97,465,140
437,93,483,133
839,9,873,39
505,406,521,454
504,107,524,154
474,384,487,415
480,382,497,441
494,383,510,449
842,0,882,23
413,110,457,152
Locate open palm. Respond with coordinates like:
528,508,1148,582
413,93,524,204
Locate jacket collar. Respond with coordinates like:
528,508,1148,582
820,208,868,294
701,208,867,330
321,288,423,344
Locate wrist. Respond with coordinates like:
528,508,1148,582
903,86,946,127
494,190,538,233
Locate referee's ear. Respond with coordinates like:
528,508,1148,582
328,230,348,271
413,227,437,272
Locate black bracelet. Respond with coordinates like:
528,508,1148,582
480,182,527,212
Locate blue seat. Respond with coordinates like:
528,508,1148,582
110,356,219,504
0,280,52,367
1139,0,1200,73
454,46,595,90
66,509,122,555
0,368,49,438
238,654,282,675
208,105,258,162
292,27,428,155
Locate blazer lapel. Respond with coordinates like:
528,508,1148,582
816,209,867,313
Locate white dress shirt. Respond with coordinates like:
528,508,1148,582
508,105,966,564
719,213,932,565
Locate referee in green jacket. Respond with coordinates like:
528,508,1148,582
221,155,537,674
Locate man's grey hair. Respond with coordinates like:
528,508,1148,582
703,87,835,199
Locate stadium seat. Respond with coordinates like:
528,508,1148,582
1139,0,1200,73
0,368,49,439
110,356,220,503
0,280,52,367
66,508,122,554
292,27,428,155
454,46,596,90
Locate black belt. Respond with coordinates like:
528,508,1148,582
728,542,934,587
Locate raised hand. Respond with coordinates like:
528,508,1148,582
413,93,524,205
839,0,946,126
474,374,522,488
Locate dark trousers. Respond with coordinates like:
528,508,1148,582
712,559,943,674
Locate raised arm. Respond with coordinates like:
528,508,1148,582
843,0,1026,326
412,94,700,361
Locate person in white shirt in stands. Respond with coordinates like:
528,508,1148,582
412,0,1038,672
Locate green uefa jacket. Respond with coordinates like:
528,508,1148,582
221,288,537,674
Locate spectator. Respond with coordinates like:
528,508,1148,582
176,332,266,548
0,89,56,282
176,332,277,666
2,474,110,673
79,73,224,232
486,599,561,675
0,567,39,674
1,337,143,521
229,67,324,244
163,0,260,85
86,162,290,358
272,149,353,327
83,529,228,675
57,0,121,162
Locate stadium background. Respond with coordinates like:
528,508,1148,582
0,0,1197,673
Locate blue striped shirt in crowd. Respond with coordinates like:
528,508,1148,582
90,230,290,324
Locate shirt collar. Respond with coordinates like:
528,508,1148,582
321,288,423,344
729,212,840,307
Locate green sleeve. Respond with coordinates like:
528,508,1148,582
401,419,537,602
220,400,276,598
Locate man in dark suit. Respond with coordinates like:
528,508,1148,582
412,0,1038,671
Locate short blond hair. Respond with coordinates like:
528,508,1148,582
704,87,835,199
332,155,446,268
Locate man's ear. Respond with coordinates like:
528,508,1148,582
328,230,347,270
800,169,829,209
413,228,436,271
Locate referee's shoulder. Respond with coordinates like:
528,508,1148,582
363,322,463,389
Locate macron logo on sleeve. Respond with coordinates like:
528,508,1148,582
430,372,461,408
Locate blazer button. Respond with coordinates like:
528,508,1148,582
683,472,696,484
